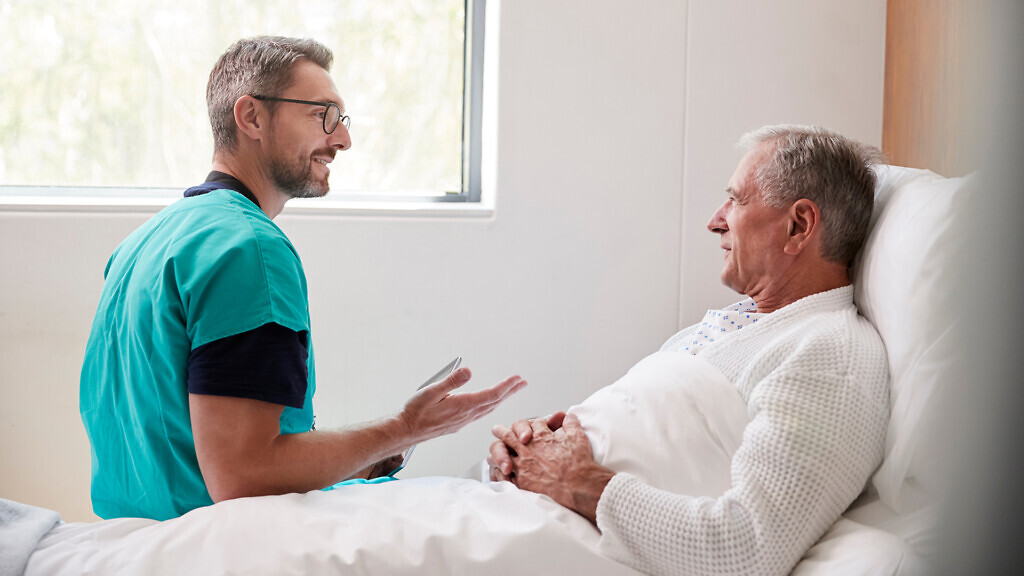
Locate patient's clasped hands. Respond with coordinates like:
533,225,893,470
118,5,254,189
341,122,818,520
488,412,615,525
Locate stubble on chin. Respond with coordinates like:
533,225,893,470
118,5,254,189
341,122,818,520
267,157,329,199
288,181,328,199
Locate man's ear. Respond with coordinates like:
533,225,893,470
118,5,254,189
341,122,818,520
784,198,820,256
233,96,265,143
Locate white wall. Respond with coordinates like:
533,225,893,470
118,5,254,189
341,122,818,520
0,0,885,522
678,1,886,323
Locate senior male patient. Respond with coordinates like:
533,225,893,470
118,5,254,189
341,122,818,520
80,36,525,521
489,125,889,576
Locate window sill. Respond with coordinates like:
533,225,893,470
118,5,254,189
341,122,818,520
0,193,494,219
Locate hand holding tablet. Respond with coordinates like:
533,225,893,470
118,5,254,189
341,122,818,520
388,356,463,477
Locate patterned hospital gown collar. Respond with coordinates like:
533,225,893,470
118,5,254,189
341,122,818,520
725,298,758,313
683,299,765,354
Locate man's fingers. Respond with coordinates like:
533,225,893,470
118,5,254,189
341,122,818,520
530,416,554,438
487,439,515,477
489,426,521,478
475,376,527,410
484,375,528,403
511,418,534,444
491,424,524,453
442,375,526,410
433,377,528,436
490,423,510,441
502,376,528,399
547,411,567,431
562,412,583,431
561,413,591,448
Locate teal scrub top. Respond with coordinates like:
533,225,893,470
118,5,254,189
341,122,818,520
80,189,316,520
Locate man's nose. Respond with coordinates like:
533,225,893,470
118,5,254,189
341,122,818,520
707,202,729,233
330,124,352,151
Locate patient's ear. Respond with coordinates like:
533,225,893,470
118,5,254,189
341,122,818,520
233,96,265,143
784,199,819,255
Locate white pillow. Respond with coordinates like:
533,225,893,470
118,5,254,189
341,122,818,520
852,165,973,512
792,518,926,576
567,351,749,497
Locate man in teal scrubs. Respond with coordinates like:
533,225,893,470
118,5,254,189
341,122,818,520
80,36,526,521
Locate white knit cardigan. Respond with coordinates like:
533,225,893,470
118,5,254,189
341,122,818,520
595,285,889,576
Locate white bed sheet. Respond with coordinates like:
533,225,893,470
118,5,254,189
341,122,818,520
25,480,930,576
26,477,641,576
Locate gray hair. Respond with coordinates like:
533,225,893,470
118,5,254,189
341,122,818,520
738,125,886,265
207,36,334,152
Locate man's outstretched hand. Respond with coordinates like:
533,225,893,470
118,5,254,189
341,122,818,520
398,367,527,445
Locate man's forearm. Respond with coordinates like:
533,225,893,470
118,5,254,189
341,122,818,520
192,393,415,502
262,416,412,492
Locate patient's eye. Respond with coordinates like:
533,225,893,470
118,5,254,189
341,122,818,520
727,189,746,206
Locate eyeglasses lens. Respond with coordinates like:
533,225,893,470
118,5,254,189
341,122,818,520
325,104,341,134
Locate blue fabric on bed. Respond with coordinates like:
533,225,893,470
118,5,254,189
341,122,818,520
321,476,399,491
0,498,60,576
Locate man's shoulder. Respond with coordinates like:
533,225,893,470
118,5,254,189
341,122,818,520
785,298,884,351
777,303,888,391
152,191,293,251
167,189,273,227
107,190,301,288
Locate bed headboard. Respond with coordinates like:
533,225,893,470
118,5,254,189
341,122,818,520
882,0,986,177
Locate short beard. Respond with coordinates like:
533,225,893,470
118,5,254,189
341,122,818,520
268,154,328,199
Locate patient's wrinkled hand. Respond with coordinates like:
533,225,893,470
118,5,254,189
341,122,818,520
497,413,614,524
488,412,566,481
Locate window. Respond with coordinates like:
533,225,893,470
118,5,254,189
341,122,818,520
0,0,485,204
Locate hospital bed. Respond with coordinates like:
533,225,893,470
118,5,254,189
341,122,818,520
2,163,969,575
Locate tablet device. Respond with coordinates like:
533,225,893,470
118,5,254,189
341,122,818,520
387,356,462,477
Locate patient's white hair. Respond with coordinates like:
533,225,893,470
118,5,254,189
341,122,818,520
739,125,886,266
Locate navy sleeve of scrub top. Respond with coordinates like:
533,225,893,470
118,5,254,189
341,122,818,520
187,322,308,409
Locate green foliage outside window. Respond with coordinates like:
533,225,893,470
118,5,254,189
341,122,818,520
0,0,464,195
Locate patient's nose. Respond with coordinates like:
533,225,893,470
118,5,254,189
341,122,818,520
707,202,729,234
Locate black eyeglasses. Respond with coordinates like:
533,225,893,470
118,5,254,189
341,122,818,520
252,95,350,134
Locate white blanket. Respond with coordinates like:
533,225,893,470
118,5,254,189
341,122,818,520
28,479,639,575
27,353,746,575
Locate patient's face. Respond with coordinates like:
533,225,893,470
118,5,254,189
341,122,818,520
706,145,790,297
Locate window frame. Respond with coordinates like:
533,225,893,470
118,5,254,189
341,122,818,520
0,0,489,214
